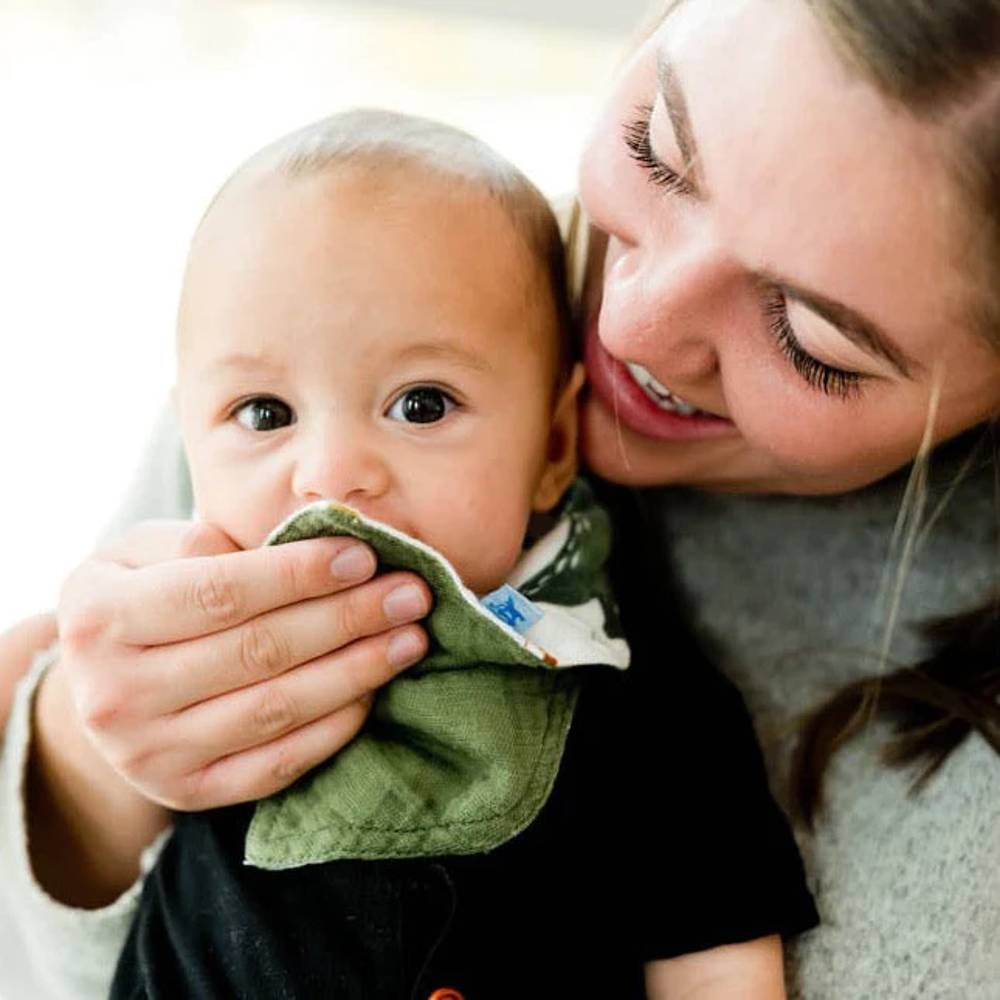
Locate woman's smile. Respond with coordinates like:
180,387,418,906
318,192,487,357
583,308,735,443
624,362,703,416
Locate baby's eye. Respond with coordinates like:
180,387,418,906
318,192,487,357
386,386,456,425
233,396,295,432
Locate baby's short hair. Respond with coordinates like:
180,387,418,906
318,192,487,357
209,108,574,384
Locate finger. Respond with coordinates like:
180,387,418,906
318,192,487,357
161,624,428,763
141,572,431,711
90,536,381,646
58,520,243,647
173,698,375,810
101,520,242,567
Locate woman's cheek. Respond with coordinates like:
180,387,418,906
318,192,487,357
722,365,843,476
733,388,900,488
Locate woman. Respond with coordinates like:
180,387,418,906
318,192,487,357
5,0,1000,996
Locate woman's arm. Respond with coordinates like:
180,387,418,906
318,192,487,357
644,935,786,1000
0,613,57,731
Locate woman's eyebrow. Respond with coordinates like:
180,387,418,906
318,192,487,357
656,51,705,196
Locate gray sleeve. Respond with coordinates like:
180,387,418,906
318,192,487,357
0,651,169,1000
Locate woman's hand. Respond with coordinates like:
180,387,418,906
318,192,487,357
30,519,430,906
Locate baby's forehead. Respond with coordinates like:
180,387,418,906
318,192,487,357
208,159,536,266
180,162,565,360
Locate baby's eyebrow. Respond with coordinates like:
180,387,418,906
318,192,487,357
204,351,286,376
393,341,492,373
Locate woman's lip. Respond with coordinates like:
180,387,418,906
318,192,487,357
583,313,737,442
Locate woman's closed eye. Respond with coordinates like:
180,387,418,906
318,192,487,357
232,396,295,431
764,290,865,400
385,385,458,425
623,103,694,197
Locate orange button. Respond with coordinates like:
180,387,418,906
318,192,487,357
427,990,465,1000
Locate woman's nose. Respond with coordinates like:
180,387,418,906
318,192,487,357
291,428,391,507
600,230,741,381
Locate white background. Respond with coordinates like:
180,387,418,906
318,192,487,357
0,0,646,625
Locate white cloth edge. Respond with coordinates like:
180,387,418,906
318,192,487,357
271,499,629,670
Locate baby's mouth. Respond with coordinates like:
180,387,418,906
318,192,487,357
625,363,706,417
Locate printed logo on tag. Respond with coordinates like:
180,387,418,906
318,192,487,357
481,584,544,635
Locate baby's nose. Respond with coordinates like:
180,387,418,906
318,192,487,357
291,433,392,507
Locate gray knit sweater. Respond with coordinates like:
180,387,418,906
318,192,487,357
1,415,997,999
650,431,1000,999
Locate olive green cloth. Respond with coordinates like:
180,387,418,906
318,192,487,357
245,480,629,869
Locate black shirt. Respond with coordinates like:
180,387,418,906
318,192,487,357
111,487,818,1000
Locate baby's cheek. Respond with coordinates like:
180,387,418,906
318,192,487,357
190,469,276,551
447,506,532,597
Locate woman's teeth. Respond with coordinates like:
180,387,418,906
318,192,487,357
626,362,701,416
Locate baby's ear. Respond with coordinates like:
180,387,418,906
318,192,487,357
533,362,586,513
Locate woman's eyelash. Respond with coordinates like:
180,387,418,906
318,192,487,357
764,292,863,400
622,104,692,196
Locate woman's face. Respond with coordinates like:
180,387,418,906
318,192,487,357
578,0,1000,493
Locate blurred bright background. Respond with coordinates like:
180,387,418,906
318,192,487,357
1,0,650,625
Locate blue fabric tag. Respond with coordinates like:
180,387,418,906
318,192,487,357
480,584,544,635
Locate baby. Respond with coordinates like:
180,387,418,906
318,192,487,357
111,109,815,999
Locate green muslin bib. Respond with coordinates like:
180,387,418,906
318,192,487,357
245,479,629,869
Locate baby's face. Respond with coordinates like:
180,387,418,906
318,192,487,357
176,165,577,595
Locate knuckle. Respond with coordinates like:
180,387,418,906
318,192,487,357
333,589,368,641
178,522,222,559
187,567,241,625
117,743,156,781
336,652,375,702
58,601,111,652
268,743,306,789
250,686,299,739
76,683,126,732
239,619,289,679
274,547,308,598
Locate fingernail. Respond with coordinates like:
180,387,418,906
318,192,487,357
329,544,375,583
383,583,429,624
387,630,425,669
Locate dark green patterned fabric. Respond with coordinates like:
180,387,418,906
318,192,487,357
245,480,627,869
